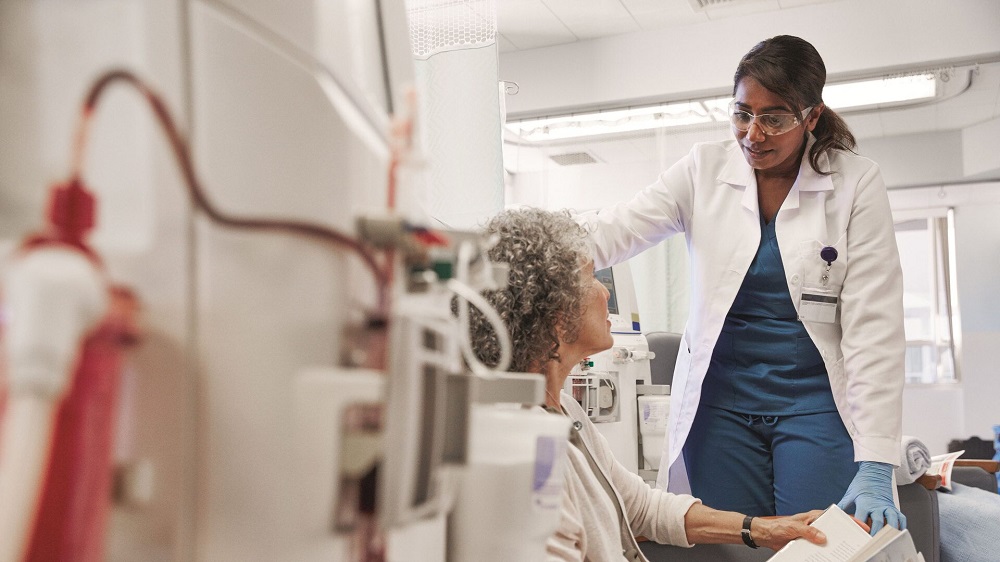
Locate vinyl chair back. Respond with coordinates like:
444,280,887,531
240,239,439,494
645,331,682,386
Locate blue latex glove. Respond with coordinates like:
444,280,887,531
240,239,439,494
837,461,907,535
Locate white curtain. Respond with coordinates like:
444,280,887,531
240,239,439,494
629,235,689,334
406,0,503,229
630,127,692,334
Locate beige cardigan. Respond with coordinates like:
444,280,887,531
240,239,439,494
546,393,700,561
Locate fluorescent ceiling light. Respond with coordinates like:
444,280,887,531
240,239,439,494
506,74,939,143
507,101,719,142
822,73,937,110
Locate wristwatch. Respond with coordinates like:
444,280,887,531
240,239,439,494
742,516,759,549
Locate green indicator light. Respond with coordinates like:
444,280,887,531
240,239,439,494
432,261,453,280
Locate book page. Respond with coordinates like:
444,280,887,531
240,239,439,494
768,505,871,562
926,450,964,490
848,528,919,562
847,526,899,560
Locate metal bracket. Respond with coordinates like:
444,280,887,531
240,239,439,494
635,384,670,396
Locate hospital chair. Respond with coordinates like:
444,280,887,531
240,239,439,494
638,332,1000,562
645,331,682,387
897,462,999,562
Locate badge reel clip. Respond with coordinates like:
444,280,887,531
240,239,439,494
799,246,839,324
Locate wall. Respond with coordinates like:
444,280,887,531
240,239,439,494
963,116,1000,178
857,131,965,188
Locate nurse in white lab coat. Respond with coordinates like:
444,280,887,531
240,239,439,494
579,35,906,534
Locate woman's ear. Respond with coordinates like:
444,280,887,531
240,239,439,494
805,103,824,132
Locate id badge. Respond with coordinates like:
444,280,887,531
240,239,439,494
799,286,839,323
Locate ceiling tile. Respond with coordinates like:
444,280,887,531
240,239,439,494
542,0,634,24
567,16,642,39
619,0,679,11
541,0,641,40
702,0,781,20
631,10,709,30
497,0,577,49
622,0,709,28
777,0,840,7
503,33,579,50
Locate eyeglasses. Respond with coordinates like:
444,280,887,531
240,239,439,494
729,102,813,136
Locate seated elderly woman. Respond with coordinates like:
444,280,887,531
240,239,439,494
468,208,828,561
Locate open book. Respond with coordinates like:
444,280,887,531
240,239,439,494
767,504,923,562
925,450,964,490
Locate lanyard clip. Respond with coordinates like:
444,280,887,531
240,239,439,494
819,246,837,286
820,246,838,267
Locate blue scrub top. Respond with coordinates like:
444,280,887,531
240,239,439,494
700,216,838,415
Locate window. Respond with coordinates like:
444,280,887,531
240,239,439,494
893,208,961,384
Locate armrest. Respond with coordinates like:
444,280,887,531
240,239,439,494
953,459,999,474
914,466,996,493
897,483,941,562
916,474,943,490
951,466,998,493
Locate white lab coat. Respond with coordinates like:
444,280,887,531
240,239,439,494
579,136,905,492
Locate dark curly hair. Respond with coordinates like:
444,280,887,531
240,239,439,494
469,208,591,372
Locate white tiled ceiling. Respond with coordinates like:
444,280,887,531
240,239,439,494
497,0,577,50
625,0,709,31
542,0,638,39
497,0,838,51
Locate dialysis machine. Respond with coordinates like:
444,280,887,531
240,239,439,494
0,2,568,561
564,262,671,483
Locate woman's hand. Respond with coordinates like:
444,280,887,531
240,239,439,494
683,504,827,550
749,510,827,551
837,461,907,535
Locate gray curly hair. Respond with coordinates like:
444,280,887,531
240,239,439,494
469,208,591,372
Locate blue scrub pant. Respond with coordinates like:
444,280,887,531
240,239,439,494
683,403,857,516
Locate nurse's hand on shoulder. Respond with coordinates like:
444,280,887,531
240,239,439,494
751,510,827,551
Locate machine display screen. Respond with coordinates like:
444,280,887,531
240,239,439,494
595,267,619,316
